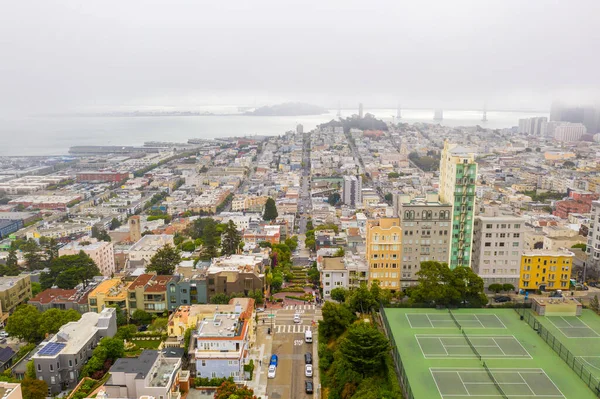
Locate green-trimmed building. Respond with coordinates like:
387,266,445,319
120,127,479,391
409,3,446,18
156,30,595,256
439,140,477,269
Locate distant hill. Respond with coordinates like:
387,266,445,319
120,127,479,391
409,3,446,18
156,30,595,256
319,113,388,132
245,102,328,116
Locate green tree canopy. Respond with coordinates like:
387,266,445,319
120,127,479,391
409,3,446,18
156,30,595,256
5,305,81,343
338,323,389,377
330,287,348,302
319,302,356,341
21,377,48,399
263,197,278,221
221,220,242,256
347,283,377,314
214,380,257,399
131,309,153,325
40,251,101,290
210,293,231,304
146,244,181,275
488,283,503,294
22,239,44,271
327,193,341,206
0,246,21,276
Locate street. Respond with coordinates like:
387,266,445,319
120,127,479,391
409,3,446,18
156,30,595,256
266,304,321,399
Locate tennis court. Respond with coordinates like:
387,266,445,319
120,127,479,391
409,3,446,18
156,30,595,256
545,316,600,338
579,357,600,373
407,313,506,329
417,334,531,359
430,368,565,399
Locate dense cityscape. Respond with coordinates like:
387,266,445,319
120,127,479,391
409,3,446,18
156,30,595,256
1,103,600,399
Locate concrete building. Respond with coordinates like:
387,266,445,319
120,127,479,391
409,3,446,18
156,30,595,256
129,234,174,263
206,255,265,301
0,275,32,318
366,218,402,290
0,220,23,239
472,207,526,289
127,274,172,316
554,123,586,142
192,299,254,381
76,171,129,183
28,288,91,314
342,175,362,208
439,141,477,269
33,308,117,394
519,249,574,291
396,194,452,287
103,350,185,399
59,240,116,277
88,279,129,314
319,257,349,298
128,215,142,243
587,201,600,270
0,382,22,399
518,117,547,136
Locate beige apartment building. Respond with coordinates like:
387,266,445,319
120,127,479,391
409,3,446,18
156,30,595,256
396,194,452,288
59,239,116,277
366,218,402,290
0,275,32,321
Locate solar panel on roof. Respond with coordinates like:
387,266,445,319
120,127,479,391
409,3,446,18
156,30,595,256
38,343,66,356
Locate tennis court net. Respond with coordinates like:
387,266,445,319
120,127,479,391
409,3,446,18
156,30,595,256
482,361,509,399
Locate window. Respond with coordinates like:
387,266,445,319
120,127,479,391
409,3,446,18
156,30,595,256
484,242,491,247
486,224,492,228
512,242,519,247
37,364,41,372
50,364,53,372
485,233,492,238
513,233,520,238
69,360,73,367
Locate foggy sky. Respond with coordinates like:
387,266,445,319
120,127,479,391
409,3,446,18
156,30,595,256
1,0,599,115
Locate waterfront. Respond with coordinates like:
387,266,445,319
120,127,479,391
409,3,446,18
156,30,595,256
0,108,547,156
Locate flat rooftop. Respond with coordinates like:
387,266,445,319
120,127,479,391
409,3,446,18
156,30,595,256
198,314,243,338
0,275,28,291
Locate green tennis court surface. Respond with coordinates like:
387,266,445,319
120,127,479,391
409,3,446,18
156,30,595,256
407,313,506,329
545,316,600,338
431,368,565,399
417,334,531,359
383,308,598,399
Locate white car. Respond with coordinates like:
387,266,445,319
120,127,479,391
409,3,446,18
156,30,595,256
267,365,276,379
294,313,301,323
305,364,313,377
0,331,8,338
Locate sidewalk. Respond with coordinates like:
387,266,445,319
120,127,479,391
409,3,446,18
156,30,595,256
245,324,273,398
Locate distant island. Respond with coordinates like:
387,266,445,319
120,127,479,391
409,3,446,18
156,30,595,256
320,113,388,132
244,102,328,116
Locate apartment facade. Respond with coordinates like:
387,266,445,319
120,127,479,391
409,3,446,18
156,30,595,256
472,210,526,289
33,308,117,394
29,288,90,314
343,175,362,208
206,255,265,301
0,275,32,316
127,274,172,316
59,240,116,277
587,201,600,268
88,279,129,314
397,195,452,287
366,218,402,290
519,250,574,291
439,140,477,269
128,234,175,263
319,257,349,298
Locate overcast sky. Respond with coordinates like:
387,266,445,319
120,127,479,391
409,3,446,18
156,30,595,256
1,0,599,115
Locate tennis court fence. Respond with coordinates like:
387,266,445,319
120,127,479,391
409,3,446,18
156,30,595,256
515,306,600,397
380,305,415,399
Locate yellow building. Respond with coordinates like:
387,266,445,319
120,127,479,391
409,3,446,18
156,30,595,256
366,218,402,290
519,250,574,291
88,278,130,313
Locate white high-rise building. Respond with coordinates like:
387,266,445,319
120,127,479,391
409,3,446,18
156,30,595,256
472,206,526,289
587,201,600,268
553,122,586,142
518,117,547,136
343,175,362,208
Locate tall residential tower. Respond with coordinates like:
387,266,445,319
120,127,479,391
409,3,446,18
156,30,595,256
439,141,477,269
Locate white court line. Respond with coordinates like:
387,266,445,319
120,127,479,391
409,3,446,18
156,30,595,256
438,338,449,355
573,318,600,336
491,338,507,356
516,372,536,396
538,368,567,399
456,371,470,396
545,317,570,337
415,335,427,358
560,316,576,328
405,313,416,329
429,368,445,399
547,317,600,338
426,314,438,328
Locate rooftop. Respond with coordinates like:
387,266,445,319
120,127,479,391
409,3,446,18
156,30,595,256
128,274,173,292
29,288,89,305
322,257,345,271
89,279,129,299
61,240,111,252
197,313,244,339
0,275,28,292
129,234,174,252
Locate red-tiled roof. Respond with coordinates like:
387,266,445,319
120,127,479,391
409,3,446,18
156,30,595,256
128,274,154,290
29,288,78,304
128,274,172,292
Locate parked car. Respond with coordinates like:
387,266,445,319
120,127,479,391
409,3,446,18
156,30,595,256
256,308,264,313
0,331,9,338
267,365,276,379
294,313,301,323
270,354,278,366
494,296,512,303
138,325,148,332
305,352,312,364
305,380,314,394
305,364,313,377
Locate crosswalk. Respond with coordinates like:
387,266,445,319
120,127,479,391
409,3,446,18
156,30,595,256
284,305,316,310
275,324,313,334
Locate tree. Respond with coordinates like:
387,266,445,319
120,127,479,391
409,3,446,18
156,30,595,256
502,283,515,293
150,317,168,332
0,247,20,276
22,239,43,271
330,287,348,303
21,377,48,399
31,282,42,297
146,244,181,275
5,305,43,343
347,283,377,314
327,193,341,206
214,380,257,399
387,172,400,178
42,238,59,266
563,160,576,168
248,289,264,305
306,219,314,231
572,243,587,251
200,222,219,260
131,309,153,325
271,274,283,291
384,193,393,203
40,308,80,335
108,305,127,326
110,218,122,230
333,247,345,257
263,197,278,221
409,261,455,306
488,283,503,294
308,265,320,286
41,252,101,290
210,293,231,304
115,325,137,340
338,323,388,377
319,302,356,340
450,266,488,307
525,147,532,152
284,236,298,252
91,226,111,242
591,295,600,313
221,220,242,256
